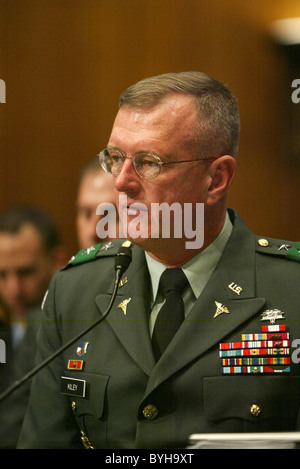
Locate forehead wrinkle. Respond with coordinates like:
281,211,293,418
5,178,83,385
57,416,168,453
110,96,200,158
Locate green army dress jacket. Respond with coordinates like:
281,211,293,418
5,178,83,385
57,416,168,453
18,209,300,449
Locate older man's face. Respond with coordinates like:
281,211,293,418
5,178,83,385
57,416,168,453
108,94,212,250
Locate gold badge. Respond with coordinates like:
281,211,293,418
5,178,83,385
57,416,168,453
118,298,131,315
214,301,230,318
119,277,128,288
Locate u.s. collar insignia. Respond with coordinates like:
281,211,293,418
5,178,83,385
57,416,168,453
76,341,89,357
118,298,131,315
228,282,243,296
214,301,230,318
261,309,285,324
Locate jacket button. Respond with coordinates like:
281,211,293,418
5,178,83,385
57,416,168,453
142,404,158,420
258,238,269,247
250,404,261,417
71,401,76,412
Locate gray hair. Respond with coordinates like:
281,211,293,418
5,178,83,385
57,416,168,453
119,71,240,159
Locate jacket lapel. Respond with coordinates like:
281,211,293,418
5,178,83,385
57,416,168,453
95,248,156,376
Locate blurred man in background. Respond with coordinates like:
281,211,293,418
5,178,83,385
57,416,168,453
0,205,67,448
76,157,119,250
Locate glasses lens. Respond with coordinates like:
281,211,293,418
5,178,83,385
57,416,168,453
133,153,161,179
99,149,124,175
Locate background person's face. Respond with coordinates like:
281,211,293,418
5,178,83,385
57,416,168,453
0,224,54,316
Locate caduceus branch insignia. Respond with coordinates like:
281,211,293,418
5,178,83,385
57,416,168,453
118,298,131,315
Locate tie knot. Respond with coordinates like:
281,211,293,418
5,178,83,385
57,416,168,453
159,268,189,296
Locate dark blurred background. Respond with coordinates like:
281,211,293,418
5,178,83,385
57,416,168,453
0,0,299,258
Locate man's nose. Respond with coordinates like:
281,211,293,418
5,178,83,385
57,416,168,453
113,158,140,194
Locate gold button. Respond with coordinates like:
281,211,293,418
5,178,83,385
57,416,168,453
122,240,132,247
250,404,261,417
71,401,76,412
258,238,269,247
142,404,158,420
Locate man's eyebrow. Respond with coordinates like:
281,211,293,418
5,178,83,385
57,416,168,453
106,146,172,161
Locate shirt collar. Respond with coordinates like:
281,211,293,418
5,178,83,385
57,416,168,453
145,211,232,302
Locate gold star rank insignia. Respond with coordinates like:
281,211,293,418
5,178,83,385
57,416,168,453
214,301,230,318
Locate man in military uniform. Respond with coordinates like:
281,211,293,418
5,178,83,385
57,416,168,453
18,72,300,449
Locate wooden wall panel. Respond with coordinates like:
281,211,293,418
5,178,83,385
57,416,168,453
0,0,299,256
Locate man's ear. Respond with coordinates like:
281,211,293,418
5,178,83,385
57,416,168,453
206,155,236,205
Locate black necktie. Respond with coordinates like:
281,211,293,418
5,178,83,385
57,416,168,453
152,268,189,361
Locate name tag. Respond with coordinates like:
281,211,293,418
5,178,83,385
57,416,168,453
61,376,86,398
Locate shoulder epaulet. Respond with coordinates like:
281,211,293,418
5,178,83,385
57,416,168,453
62,240,125,270
286,242,300,262
256,237,300,262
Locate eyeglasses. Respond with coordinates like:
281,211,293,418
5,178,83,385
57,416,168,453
98,148,216,180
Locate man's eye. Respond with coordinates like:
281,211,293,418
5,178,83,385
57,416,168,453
111,155,122,161
111,154,122,162
143,159,158,167
18,267,36,278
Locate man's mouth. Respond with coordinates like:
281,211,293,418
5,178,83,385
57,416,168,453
119,201,149,216
127,204,148,216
